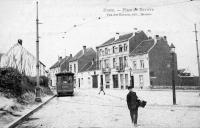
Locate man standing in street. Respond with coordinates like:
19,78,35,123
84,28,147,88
126,86,139,127
98,83,105,95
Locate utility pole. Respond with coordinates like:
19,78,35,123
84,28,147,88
194,24,200,79
35,1,42,102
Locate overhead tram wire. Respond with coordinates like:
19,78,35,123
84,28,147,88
61,16,109,38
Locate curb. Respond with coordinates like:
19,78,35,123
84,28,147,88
4,95,56,128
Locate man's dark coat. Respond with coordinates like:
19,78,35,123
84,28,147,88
126,91,138,110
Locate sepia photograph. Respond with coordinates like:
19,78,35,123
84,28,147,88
0,0,200,128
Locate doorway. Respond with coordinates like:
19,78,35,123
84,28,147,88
113,75,119,88
92,75,98,88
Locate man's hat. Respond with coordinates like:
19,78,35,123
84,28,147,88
127,86,133,89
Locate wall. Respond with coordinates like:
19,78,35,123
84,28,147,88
49,67,60,86
148,38,177,86
129,54,150,88
77,70,101,89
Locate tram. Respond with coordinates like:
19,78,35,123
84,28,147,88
56,72,74,96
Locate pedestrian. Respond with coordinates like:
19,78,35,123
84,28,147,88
98,83,105,95
126,86,139,127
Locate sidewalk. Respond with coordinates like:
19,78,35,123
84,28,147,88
1,95,55,128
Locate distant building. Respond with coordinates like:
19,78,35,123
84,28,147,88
69,46,96,88
49,55,72,86
96,31,148,89
0,39,47,76
129,35,177,88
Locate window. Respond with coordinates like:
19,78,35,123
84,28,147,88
102,50,105,56
124,56,128,67
119,57,123,70
133,61,137,69
113,46,115,53
125,74,128,86
105,48,108,55
107,49,110,54
124,44,128,51
99,60,102,69
114,46,118,53
140,60,144,69
105,59,110,68
119,45,123,52
70,65,72,72
139,75,144,86
113,58,116,68
74,64,76,73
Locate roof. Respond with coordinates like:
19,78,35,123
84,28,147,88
130,39,155,56
115,33,133,42
97,33,133,48
79,61,99,72
69,48,95,62
50,56,69,69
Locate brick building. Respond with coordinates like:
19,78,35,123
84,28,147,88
129,35,178,88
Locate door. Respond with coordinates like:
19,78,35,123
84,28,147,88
92,75,98,88
113,75,118,88
78,78,80,88
131,76,134,88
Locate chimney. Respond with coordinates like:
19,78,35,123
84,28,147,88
155,35,159,39
83,46,86,54
58,56,62,62
70,54,72,58
18,39,22,45
115,32,120,40
163,36,167,41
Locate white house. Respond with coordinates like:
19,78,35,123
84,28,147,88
0,39,47,77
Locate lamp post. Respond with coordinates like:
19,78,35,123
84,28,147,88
170,43,176,105
35,1,42,102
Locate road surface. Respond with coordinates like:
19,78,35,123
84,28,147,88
16,89,200,128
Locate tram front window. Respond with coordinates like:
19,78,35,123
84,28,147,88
57,76,62,83
63,76,68,84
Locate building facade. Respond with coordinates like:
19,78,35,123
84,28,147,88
77,60,101,89
96,31,148,89
69,46,96,88
129,35,177,88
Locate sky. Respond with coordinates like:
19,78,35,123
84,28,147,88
0,0,200,75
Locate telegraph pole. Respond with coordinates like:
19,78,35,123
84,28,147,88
35,1,42,102
194,24,200,79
